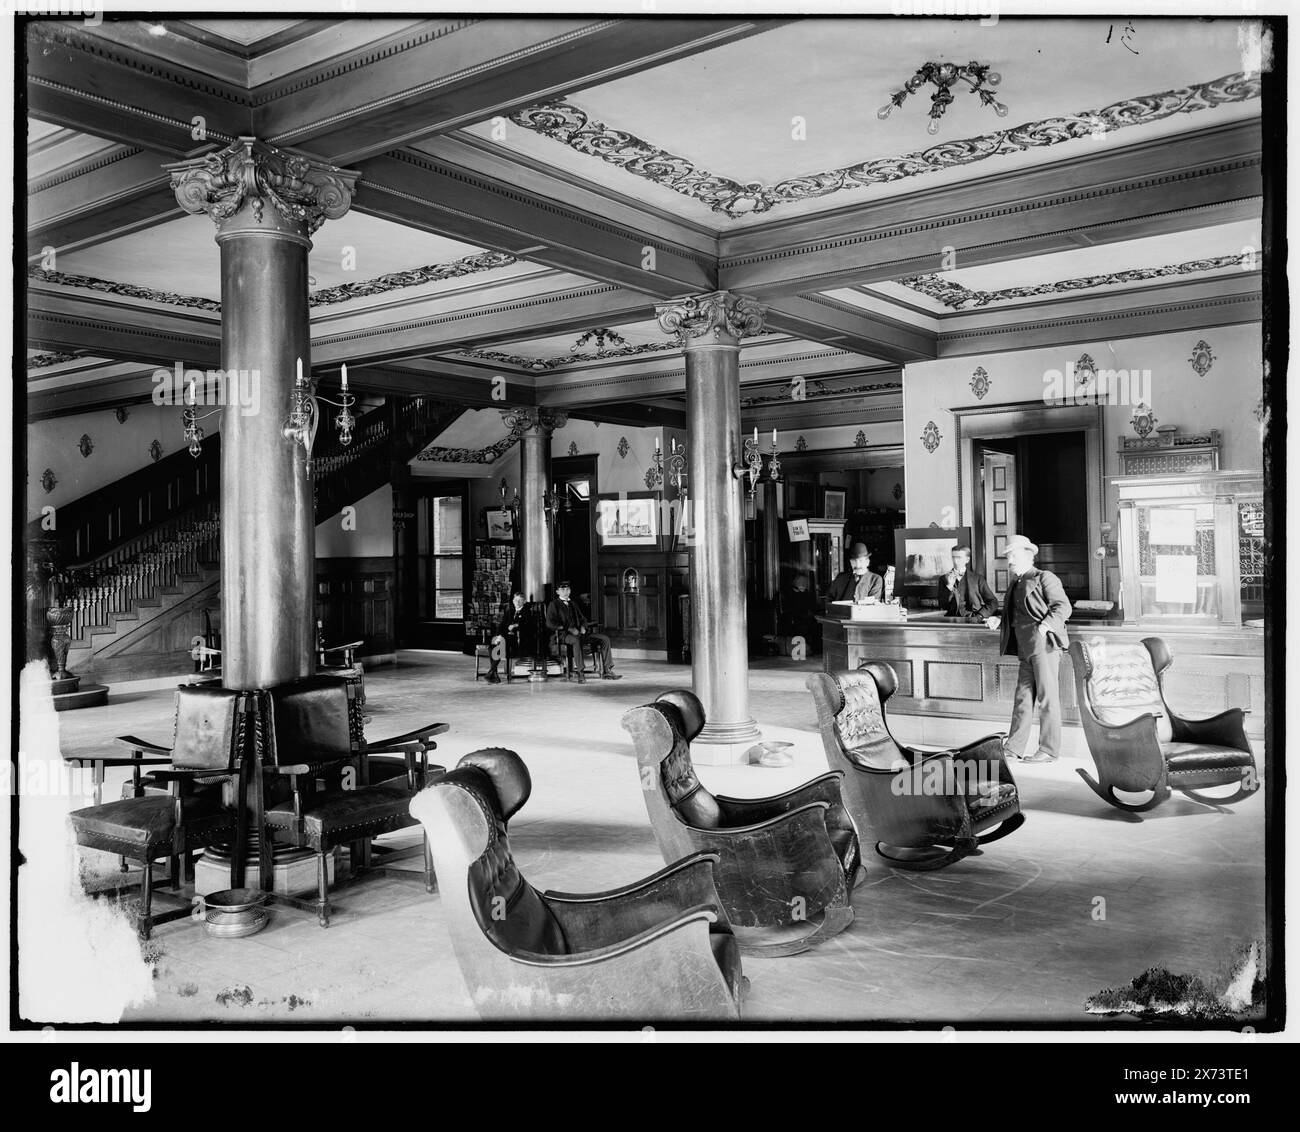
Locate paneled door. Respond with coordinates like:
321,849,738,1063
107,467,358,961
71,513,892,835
981,450,1017,599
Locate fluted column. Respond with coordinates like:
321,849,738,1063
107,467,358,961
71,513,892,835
168,139,359,689
503,408,568,604
656,292,764,759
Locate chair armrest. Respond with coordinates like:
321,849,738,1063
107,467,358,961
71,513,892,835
68,754,172,769
144,767,234,783
370,722,450,749
114,735,172,756
543,853,723,945
1170,707,1251,751
263,763,314,776
504,905,720,969
684,799,830,839
321,640,364,656
713,771,844,824
365,740,424,757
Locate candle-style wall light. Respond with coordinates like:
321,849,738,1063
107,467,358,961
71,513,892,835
282,359,357,475
733,427,782,498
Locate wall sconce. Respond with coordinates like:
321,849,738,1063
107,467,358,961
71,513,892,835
282,360,356,475
181,378,220,458
543,482,563,526
666,438,688,501
500,482,521,529
732,428,781,498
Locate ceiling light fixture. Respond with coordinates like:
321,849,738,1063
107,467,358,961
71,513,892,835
877,61,1007,135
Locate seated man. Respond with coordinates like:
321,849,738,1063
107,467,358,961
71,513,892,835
939,545,998,621
544,581,621,682
486,591,528,684
826,542,883,608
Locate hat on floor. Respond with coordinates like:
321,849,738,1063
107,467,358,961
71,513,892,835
1003,535,1039,556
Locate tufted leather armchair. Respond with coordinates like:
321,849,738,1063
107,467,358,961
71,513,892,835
807,667,1024,871
69,686,254,938
254,675,446,926
410,748,745,1020
1069,637,1258,813
621,690,859,956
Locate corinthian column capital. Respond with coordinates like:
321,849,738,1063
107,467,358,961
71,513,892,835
166,137,360,237
655,291,765,348
501,407,568,438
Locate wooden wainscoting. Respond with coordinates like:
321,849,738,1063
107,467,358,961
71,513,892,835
597,551,689,659
315,556,395,658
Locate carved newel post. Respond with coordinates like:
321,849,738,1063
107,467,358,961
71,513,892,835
167,139,359,690
656,291,764,761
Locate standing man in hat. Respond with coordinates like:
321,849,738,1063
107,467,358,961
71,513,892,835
985,535,1072,763
545,580,621,682
940,545,998,621
826,542,884,607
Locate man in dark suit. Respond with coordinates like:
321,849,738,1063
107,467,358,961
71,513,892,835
939,545,998,620
826,542,884,608
486,592,528,684
986,535,1072,763
545,581,621,682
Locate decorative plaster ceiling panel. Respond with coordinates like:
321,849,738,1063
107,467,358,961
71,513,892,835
56,213,502,304
869,219,1262,311
465,18,1259,228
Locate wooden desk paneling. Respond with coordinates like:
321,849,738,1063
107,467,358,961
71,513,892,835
820,614,1265,741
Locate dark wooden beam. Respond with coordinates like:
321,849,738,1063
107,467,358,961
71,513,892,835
260,18,785,165
355,150,716,296
763,294,936,362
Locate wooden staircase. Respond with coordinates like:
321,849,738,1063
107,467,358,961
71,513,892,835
29,396,462,683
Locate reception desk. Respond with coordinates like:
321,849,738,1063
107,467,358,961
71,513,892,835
818,612,1265,744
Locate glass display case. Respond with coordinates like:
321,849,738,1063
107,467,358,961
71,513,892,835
1114,470,1263,628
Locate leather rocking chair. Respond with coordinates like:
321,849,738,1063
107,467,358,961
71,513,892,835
410,747,745,1021
1069,637,1258,813
69,685,253,939
255,675,446,927
621,690,860,957
807,666,1024,871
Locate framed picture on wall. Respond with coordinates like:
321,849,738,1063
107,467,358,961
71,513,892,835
892,526,974,601
596,491,660,548
823,488,847,522
484,508,515,542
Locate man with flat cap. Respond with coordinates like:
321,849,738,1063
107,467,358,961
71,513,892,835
826,542,883,608
985,534,1072,763
545,580,621,683
939,545,998,621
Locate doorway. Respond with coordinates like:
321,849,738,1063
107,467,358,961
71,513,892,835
410,482,470,649
551,454,597,612
974,431,1088,600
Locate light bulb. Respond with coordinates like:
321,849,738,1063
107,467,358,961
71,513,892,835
927,118,941,135
876,104,894,120
985,71,1001,87
994,102,1009,118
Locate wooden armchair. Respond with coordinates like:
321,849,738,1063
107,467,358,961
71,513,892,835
68,686,253,938
621,690,859,956
807,666,1024,871
1069,637,1258,813
255,675,445,926
410,747,744,1020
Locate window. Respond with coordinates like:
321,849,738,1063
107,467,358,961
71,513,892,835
417,494,464,620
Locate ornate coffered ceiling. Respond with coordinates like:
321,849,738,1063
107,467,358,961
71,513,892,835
23,15,1269,427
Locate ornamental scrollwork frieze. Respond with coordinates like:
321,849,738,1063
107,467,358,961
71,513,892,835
500,407,569,439
656,291,765,347
166,138,359,235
